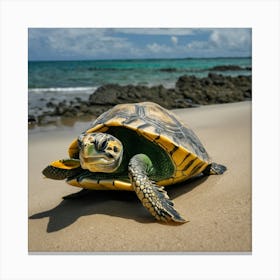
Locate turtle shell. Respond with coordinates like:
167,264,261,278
68,102,210,186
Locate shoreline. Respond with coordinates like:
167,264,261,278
29,73,251,127
29,101,252,252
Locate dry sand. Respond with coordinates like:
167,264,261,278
28,101,251,252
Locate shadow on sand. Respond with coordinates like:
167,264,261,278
29,175,208,232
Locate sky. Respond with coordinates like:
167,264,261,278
28,28,251,61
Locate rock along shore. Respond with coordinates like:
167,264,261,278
29,73,251,127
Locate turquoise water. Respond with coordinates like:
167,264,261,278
28,57,251,90
28,57,251,114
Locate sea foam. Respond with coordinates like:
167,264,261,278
28,86,97,95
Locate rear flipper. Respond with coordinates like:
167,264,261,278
128,153,187,224
42,159,82,180
203,162,227,176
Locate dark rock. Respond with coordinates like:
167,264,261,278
29,73,251,127
159,68,178,72
54,101,69,115
175,73,251,105
88,83,176,108
28,115,36,123
80,104,89,113
46,101,55,108
63,109,77,118
209,65,243,71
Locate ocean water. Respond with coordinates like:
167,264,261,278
28,57,251,114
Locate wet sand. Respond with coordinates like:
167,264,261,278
28,101,251,252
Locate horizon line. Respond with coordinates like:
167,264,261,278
28,56,252,63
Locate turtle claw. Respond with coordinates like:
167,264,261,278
147,185,187,223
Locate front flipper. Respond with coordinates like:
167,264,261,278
128,154,187,224
42,159,82,180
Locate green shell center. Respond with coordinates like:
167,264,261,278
75,126,175,183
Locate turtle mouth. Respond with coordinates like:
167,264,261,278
80,153,122,173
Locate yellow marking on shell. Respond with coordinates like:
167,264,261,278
104,117,127,127
187,161,209,177
155,135,176,152
178,152,197,170
171,147,190,167
181,158,204,177
173,171,195,182
97,180,120,190
66,178,82,187
114,180,133,191
158,157,208,186
140,131,160,141
67,178,133,191
134,126,180,161
86,123,108,133
51,159,80,170
76,181,110,190
96,126,109,133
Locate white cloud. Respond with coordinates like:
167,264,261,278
29,28,134,59
29,28,251,60
146,43,172,54
209,29,251,50
185,28,251,56
171,36,178,45
114,28,194,36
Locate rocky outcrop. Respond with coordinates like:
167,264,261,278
175,73,251,104
88,84,193,109
29,73,251,127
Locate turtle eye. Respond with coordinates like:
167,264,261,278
78,133,87,148
78,139,82,148
99,139,108,151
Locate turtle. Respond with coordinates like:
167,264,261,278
42,102,226,223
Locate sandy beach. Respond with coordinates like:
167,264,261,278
28,101,251,252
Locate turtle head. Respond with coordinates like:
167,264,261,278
78,132,123,173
